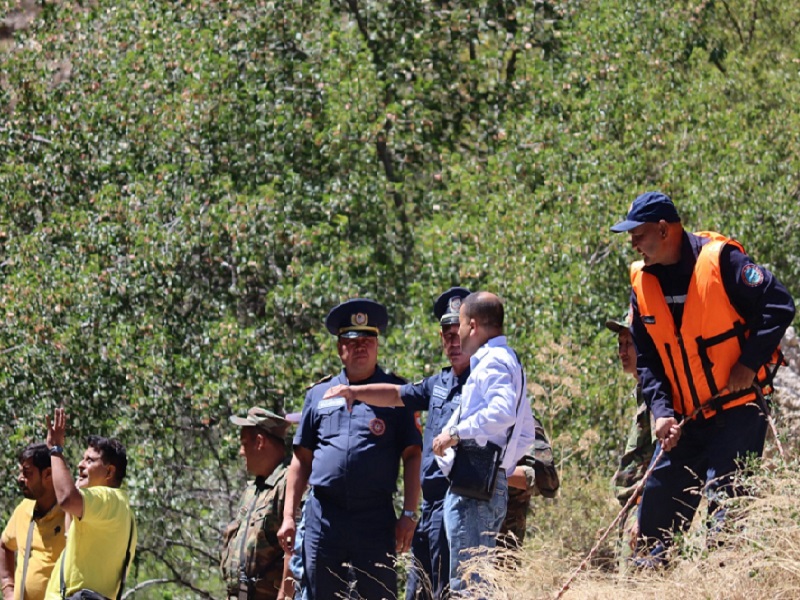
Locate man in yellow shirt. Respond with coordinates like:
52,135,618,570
0,444,66,600
43,409,136,600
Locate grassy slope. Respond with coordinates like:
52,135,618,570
1,0,799,597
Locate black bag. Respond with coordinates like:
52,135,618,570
65,591,109,600
449,439,503,501
531,421,560,498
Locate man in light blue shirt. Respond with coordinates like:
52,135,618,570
432,291,536,594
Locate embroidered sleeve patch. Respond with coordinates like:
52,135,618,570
369,418,386,436
741,264,765,287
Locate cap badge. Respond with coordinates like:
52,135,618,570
448,297,462,313
352,312,368,326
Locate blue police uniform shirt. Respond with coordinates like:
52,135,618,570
631,231,796,420
399,367,469,501
295,366,421,507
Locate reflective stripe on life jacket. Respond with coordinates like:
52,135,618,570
631,231,780,419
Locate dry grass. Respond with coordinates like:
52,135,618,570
450,458,800,600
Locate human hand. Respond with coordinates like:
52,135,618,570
322,384,355,411
46,407,67,448
724,362,756,394
654,417,680,451
431,431,458,457
627,519,640,552
277,517,296,555
395,514,416,553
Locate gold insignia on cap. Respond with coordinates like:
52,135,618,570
352,312,368,326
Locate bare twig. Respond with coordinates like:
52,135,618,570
0,128,53,145
122,578,175,599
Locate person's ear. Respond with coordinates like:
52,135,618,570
105,464,116,483
42,466,53,484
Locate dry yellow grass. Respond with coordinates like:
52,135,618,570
448,458,800,600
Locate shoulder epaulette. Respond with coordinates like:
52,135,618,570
305,374,334,391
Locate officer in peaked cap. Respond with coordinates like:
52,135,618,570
315,287,472,599
221,407,294,599
402,287,472,599
277,298,422,600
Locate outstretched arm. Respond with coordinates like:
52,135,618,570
323,383,403,411
46,408,85,519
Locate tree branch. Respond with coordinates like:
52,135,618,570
719,0,745,46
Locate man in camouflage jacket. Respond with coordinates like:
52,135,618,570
221,408,294,600
500,417,559,547
606,312,656,566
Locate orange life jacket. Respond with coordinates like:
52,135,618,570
631,231,780,419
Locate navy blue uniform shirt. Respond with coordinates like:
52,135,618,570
295,366,422,507
399,367,469,501
631,231,796,420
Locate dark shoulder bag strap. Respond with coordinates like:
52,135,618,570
499,357,526,463
456,352,525,462
19,516,36,600
116,515,135,600
60,538,67,600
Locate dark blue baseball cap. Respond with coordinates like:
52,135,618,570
325,298,388,338
433,287,471,326
610,191,681,233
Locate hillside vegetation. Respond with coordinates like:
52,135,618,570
1,0,799,597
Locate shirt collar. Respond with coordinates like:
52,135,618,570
255,464,286,491
470,335,507,369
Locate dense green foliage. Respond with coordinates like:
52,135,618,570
1,0,798,596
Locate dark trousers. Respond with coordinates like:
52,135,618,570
405,497,449,600
638,402,767,552
302,493,397,600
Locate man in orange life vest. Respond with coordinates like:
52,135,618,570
611,191,796,564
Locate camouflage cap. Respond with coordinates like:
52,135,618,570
230,407,291,438
605,308,632,334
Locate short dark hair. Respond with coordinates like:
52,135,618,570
19,443,51,472
87,435,128,484
462,292,504,330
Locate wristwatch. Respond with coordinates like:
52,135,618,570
49,445,64,456
402,510,419,522
448,426,460,443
